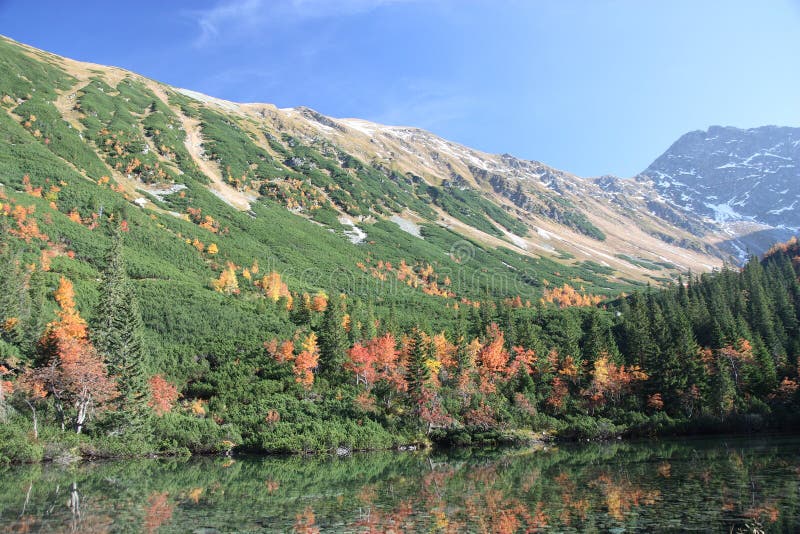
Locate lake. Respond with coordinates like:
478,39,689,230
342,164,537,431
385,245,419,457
0,435,798,532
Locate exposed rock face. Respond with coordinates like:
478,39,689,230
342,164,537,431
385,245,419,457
639,125,800,228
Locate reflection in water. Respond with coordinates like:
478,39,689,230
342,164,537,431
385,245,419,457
0,436,798,533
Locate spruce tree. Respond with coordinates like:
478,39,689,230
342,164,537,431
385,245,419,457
0,246,25,346
712,356,736,418
616,292,656,368
318,293,348,379
93,230,149,422
363,301,378,340
20,269,48,358
406,328,431,402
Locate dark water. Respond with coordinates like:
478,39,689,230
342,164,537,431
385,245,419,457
0,436,798,533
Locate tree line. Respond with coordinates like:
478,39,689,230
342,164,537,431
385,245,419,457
1,223,799,459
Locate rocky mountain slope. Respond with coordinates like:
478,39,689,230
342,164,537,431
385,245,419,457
0,35,748,296
634,125,800,258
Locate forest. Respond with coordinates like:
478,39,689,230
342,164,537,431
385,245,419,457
1,199,799,463
0,36,798,464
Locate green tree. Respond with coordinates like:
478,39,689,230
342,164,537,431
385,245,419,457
318,293,348,380
406,328,431,403
93,230,149,423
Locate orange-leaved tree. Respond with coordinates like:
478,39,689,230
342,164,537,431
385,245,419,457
34,277,117,433
583,354,648,411
211,262,239,295
257,271,293,309
294,332,319,388
148,374,181,415
477,323,509,393
346,342,377,388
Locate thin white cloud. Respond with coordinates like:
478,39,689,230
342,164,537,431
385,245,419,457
190,0,264,47
290,0,421,17
188,0,423,47
371,80,473,131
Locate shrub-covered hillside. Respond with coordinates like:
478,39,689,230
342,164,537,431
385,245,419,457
0,36,798,462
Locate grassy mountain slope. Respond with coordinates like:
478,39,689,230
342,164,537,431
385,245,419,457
0,33,722,352
5,36,796,461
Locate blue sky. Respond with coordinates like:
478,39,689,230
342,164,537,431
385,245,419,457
1,0,799,177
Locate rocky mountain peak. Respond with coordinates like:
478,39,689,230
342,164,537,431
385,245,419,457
639,125,800,227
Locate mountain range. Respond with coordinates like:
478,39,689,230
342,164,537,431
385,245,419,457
1,34,797,296
3,33,800,464
634,124,800,259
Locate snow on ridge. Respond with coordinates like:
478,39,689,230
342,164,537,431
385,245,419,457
504,231,528,250
704,201,744,223
339,119,376,137
390,214,422,238
339,216,367,244
177,88,240,112
762,152,792,161
767,201,797,215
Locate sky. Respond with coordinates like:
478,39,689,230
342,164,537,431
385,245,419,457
1,0,799,177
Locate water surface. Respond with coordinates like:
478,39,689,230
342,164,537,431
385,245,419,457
1,436,798,532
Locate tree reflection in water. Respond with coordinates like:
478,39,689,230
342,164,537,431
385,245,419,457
0,436,798,533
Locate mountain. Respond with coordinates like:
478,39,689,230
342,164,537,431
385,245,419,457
0,34,730,299
635,125,800,258
2,34,800,460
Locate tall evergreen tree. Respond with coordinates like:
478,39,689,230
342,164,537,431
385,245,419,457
615,292,656,368
93,230,149,421
712,355,737,418
581,308,619,361
363,301,378,340
406,328,431,402
318,293,348,379
19,269,48,358
0,246,25,346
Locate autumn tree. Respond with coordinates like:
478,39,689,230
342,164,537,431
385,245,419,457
345,333,403,409
310,292,328,313
294,332,320,389
369,333,404,392
431,332,458,384
582,354,648,412
477,323,509,393
346,342,376,388
36,277,117,433
265,339,295,364
258,271,293,309
541,283,602,308
212,262,239,295
148,374,180,415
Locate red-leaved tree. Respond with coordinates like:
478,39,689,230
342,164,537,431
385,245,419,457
148,375,181,415
34,277,117,433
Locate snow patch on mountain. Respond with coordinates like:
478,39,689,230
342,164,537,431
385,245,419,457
339,217,367,244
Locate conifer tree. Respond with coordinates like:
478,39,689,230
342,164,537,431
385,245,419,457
615,292,656,368
20,269,48,358
0,247,25,346
406,328,431,402
582,308,619,362
318,293,348,379
93,230,149,421
712,355,736,418
363,301,378,340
